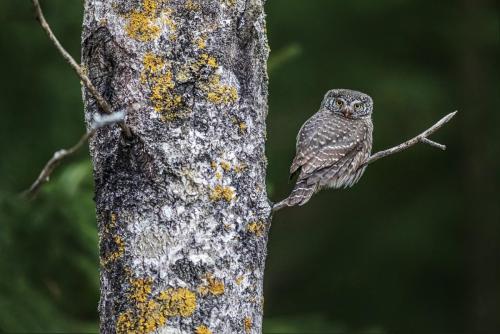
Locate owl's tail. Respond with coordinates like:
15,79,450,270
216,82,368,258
273,180,317,212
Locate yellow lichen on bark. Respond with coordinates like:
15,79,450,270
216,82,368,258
100,212,124,267
198,274,225,296
244,317,252,333
126,0,176,42
103,212,118,235
199,54,218,68
210,184,235,202
206,75,238,105
208,281,224,295
157,287,197,317
130,278,153,303
116,300,167,334
116,278,166,334
234,163,247,173
235,275,244,285
219,161,231,171
141,53,186,121
100,235,125,267
247,221,266,236
195,325,212,334
126,12,160,42
150,71,183,115
193,53,239,106
238,121,247,133
150,71,175,96
142,0,159,16
231,116,248,134
196,36,207,49
142,53,166,82
175,68,190,83
185,0,201,11
115,277,197,334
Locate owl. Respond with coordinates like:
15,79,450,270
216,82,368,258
273,89,373,211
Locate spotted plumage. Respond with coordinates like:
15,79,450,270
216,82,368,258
274,89,373,211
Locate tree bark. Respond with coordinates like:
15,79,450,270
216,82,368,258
81,1,270,333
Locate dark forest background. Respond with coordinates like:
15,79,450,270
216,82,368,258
0,0,499,333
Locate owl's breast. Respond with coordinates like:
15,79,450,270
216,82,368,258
320,119,373,190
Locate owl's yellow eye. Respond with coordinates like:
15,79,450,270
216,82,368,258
354,103,363,111
335,99,344,107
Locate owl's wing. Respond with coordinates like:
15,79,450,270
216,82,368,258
292,115,367,179
290,111,330,175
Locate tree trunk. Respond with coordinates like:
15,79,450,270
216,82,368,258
81,1,270,333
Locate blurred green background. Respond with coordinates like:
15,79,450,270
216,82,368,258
1,0,498,333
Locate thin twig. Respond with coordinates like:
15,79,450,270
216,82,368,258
23,111,127,198
31,0,132,138
363,111,457,166
23,130,96,198
420,137,446,151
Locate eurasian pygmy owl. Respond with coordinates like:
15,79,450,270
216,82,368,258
274,89,373,211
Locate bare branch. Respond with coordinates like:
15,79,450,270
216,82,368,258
420,137,446,151
364,111,457,166
31,0,132,138
23,131,95,199
23,111,126,198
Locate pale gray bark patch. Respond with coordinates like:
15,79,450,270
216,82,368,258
82,0,270,333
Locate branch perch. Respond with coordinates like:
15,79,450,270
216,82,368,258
363,111,457,166
23,111,126,198
273,111,457,212
31,0,132,138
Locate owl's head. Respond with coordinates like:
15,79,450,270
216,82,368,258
321,89,373,119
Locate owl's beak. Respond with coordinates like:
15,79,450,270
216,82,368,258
342,107,353,118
